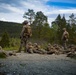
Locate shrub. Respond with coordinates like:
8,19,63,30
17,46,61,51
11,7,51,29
0,31,10,48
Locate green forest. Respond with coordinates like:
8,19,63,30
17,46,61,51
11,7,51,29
0,9,76,49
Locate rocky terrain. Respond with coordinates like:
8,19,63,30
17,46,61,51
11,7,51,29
0,53,76,75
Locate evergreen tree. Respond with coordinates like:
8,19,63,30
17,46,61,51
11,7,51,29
53,14,67,44
41,23,51,41
61,15,66,28
51,22,59,43
55,14,62,44
69,13,76,26
32,11,47,38
67,13,76,44
0,31,10,48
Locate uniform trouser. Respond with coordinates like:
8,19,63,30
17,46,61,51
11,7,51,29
27,48,33,53
18,36,28,52
63,40,67,50
33,49,46,54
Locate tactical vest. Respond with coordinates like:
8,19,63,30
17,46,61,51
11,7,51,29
23,25,32,37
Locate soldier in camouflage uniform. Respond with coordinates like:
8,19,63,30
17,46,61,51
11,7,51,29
62,28,69,50
33,43,46,54
46,43,55,54
18,20,32,52
26,42,33,53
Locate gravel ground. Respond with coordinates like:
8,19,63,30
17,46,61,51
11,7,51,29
0,53,76,75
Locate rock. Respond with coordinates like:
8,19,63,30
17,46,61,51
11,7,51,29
8,52,16,56
68,45,76,52
67,52,76,58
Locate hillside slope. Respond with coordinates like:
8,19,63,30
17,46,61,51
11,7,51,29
0,21,22,37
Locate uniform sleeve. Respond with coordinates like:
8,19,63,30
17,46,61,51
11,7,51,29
67,32,69,38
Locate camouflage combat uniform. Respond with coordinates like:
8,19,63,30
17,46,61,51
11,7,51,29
62,28,69,50
18,21,32,52
26,42,33,53
46,43,55,54
33,43,46,54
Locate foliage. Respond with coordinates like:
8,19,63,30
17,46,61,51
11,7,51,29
0,21,22,37
51,23,59,43
51,14,67,44
9,38,20,47
51,13,76,44
41,23,51,41
0,12,76,49
3,38,20,50
32,11,47,38
23,9,35,25
0,31,10,48
66,13,76,44
0,52,7,58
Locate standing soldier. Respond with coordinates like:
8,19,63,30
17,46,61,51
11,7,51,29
62,28,69,50
18,20,32,52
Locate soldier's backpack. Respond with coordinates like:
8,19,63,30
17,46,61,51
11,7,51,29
23,25,32,37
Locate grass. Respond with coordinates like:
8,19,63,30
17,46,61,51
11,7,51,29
2,38,49,51
3,46,19,51
3,38,20,51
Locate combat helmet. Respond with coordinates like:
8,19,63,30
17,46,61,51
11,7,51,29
22,20,28,25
